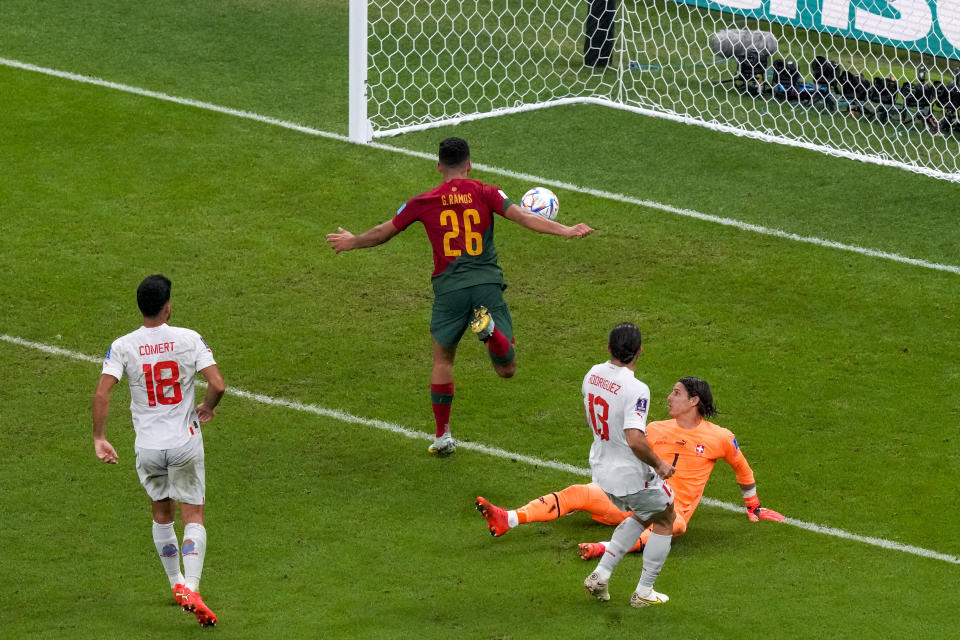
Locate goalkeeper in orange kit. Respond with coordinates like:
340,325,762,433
475,377,784,557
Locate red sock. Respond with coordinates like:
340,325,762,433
485,327,511,357
430,382,454,438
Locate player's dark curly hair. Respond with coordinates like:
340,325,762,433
608,323,642,364
137,274,172,318
438,137,470,168
679,376,717,418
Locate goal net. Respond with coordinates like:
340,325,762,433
350,0,960,182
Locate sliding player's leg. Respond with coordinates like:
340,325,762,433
477,483,628,537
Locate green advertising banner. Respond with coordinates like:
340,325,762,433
683,0,960,60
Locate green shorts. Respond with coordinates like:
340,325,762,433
431,283,514,349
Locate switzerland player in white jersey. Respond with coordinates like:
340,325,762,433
475,376,785,559
581,323,676,608
92,274,225,627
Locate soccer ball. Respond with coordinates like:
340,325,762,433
520,187,559,221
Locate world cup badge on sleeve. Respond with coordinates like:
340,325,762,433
634,396,648,417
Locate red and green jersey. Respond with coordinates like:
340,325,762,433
391,178,514,295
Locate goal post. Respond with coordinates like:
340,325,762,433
348,0,369,143
349,0,960,182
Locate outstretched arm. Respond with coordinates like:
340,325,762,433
740,483,785,522
92,374,119,464
728,450,785,522
326,219,401,253
503,203,594,238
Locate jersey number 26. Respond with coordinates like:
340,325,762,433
440,208,483,257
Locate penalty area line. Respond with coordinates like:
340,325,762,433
2,332,958,566
1,56,958,277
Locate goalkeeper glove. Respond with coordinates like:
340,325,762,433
744,495,785,522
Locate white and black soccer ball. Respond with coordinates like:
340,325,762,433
520,187,559,221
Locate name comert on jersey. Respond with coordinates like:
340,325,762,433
138,341,175,357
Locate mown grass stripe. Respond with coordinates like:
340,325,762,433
3,332,957,565
2,56,958,276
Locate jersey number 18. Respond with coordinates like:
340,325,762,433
142,361,183,406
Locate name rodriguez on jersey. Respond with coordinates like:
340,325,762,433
587,373,622,395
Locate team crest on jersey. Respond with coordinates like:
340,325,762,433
396,203,406,215
695,444,705,455
634,397,648,416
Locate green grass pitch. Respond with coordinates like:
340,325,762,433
0,1,958,638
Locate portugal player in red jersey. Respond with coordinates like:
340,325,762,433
326,137,593,455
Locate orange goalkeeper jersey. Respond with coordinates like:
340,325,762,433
647,418,755,519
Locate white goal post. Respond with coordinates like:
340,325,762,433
349,0,960,182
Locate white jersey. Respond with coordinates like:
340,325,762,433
101,323,216,450
582,361,657,496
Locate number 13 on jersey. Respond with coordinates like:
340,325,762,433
587,393,609,441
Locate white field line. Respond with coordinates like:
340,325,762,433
3,333,958,565
2,56,959,276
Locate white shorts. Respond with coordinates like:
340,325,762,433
604,481,673,522
135,431,205,505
